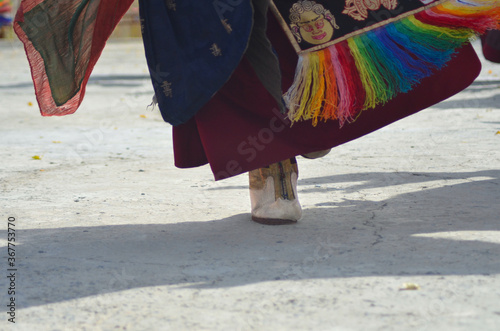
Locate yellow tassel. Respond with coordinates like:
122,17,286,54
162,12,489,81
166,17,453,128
309,51,326,126
347,38,380,110
288,53,320,122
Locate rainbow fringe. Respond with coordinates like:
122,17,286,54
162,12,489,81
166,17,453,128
285,0,500,126
0,0,11,28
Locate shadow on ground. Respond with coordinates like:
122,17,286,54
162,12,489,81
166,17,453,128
2,170,499,309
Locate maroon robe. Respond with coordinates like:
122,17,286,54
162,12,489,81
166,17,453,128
482,30,500,63
173,15,482,180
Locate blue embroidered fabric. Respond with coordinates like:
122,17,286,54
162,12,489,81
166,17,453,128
139,0,253,126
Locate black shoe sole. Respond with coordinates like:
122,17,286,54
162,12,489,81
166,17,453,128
251,216,298,225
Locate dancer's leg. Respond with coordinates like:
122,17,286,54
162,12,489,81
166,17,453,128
249,157,302,225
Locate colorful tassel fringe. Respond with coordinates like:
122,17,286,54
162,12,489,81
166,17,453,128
284,0,500,127
0,0,11,28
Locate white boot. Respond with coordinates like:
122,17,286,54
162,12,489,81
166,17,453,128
249,158,302,225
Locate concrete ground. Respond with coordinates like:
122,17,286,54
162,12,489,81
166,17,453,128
0,38,499,330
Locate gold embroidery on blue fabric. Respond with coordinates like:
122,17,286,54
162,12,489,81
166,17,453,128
166,0,176,11
210,43,222,56
221,19,233,34
343,0,398,21
161,81,173,98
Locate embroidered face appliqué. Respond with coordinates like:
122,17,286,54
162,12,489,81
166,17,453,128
289,1,339,46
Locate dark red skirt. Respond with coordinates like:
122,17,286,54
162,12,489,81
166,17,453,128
173,15,482,180
482,30,500,63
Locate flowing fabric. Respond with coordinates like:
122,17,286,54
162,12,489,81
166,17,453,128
14,0,500,124
139,0,253,125
271,0,500,125
14,0,134,116
172,14,482,179
12,0,496,179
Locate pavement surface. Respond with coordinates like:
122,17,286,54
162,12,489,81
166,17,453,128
0,38,499,330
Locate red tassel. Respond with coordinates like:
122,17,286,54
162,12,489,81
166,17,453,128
335,42,365,121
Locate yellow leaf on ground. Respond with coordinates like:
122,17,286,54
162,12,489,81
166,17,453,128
32,155,42,160
496,131,500,135
400,283,420,291
52,141,62,144
140,114,147,118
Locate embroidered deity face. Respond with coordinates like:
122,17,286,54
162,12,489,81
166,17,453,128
296,10,334,45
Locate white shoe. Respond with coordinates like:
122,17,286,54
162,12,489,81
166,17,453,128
249,158,302,225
